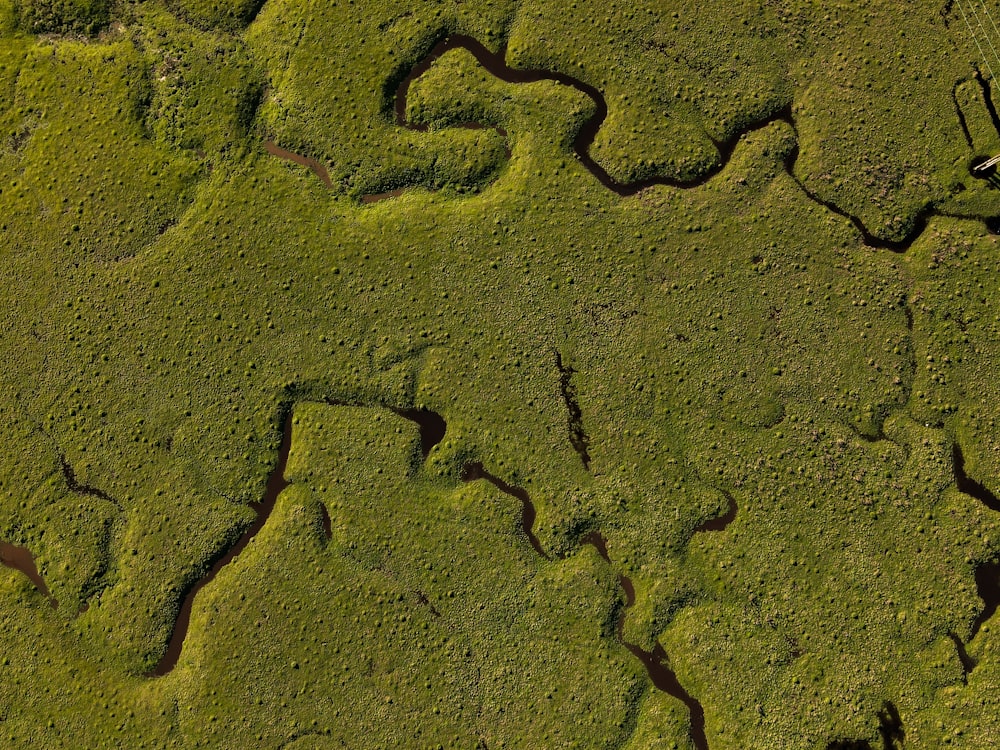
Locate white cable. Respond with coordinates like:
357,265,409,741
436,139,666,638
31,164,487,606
959,0,998,81
978,0,1000,60
969,0,1000,78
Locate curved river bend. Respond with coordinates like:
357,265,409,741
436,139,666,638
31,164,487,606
263,32,992,253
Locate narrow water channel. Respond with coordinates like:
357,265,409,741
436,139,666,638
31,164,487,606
149,409,294,677
461,467,713,749
264,141,333,189
461,461,548,559
147,398,715,749
579,531,708,750
152,403,445,676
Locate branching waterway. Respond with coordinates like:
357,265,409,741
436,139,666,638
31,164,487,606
151,403,446,677
460,461,735,750
137,397,728,747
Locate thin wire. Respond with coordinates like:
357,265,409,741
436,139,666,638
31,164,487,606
959,0,998,81
969,0,1000,77
979,0,1000,59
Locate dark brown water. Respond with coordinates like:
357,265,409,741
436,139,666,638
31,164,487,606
150,402,442,676
321,400,446,460
580,531,708,750
149,410,294,677
972,561,1000,640
0,541,56,608
389,407,447,460
461,461,548,559
391,35,738,197
952,443,1000,640
60,456,120,509
825,701,903,750
949,630,977,676
694,489,737,534
553,350,591,471
440,476,708,750
392,36,943,250
264,140,333,189
264,33,959,248
953,443,1000,512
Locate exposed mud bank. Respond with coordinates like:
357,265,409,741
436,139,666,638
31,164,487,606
0,541,56,608
264,140,333,189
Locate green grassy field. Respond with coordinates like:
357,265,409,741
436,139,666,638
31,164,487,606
3,0,1000,747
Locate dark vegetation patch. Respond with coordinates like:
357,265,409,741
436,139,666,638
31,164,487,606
553,349,590,470
169,0,266,33
15,0,108,36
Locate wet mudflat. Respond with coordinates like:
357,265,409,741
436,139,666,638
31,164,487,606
264,141,333,189
0,541,56,608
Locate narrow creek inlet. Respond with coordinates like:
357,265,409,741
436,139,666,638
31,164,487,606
460,461,548,559
144,397,715,748
150,402,445,676
580,531,708,750
264,141,333,189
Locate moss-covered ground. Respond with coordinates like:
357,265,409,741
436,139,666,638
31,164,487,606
4,0,1000,748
